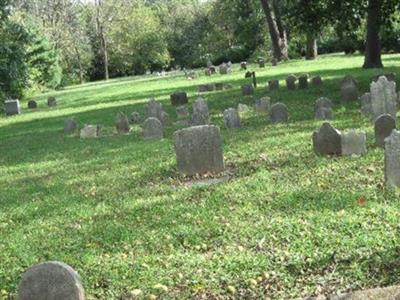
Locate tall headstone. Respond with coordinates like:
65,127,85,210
18,261,85,300
286,75,297,90
298,74,309,89
241,84,254,96
360,93,373,118
375,114,396,148
80,125,100,139
223,108,241,129
255,97,270,114
5,99,21,116
28,100,37,109
170,92,188,106
143,117,163,140
312,122,342,156
193,98,209,120
385,130,400,187
270,103,289,123
370,76,397,121
268,80,279,91
340,75,358,102
174,125,224,175
341,130,367,156
116,112,130,134
311,76,323,86
129,112,141,124
64,118,77,135
47,96,57,107
315,97,333,120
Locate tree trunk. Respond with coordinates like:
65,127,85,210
95,0,109,80
363,0,383,68
306,33,318,60
260,0,289,61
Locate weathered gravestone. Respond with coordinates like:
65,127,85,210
341,130,367,156
209,66,216,74
129,112,141,124
254,97,271,114
170,91,188,106
219,64,231,75
160,111,170,126
191,98,209,126
315,97,333,120
47,96,57,107
223,108,241,129
80,125,100,139
238,103,250,113
385,130,400,187
143,117,163,140
340,75,358,102
360,93,373,118
240,61,247,70
5,100,21,116
268,80,279,91
312,122,342,156
146,98,163,120
28,100,37,109
241,84,254,96
375,114,396,148
298,74,309,89
311,75,323,86
204,69,212,76
371,76,397,121
176,105,189,120
271,58,278,66
198,84,215,93
174,125,224,175
270,103,289,123
64,118,77,135
286,75,297,90
116,112,130,134
372,72,396,82
18,261,85,300
215,82,224,91
258,58,266,68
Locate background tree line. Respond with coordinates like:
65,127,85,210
0,0,399,102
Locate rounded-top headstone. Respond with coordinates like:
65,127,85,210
18,261,85,300
315,97,333,120
375,114,397,148
223,108,241,129
298,74,309,89
129,112,141,124
340,75,358,102
28,100,38,109
116,112,130,134
311,76,323,86
241,84,254,96
64,118,77,135
254,97,271,114
170,92,188,106
268,80,279,91
143,117,163,140
270,103,289,123
47,96,57,107
286,75,297,90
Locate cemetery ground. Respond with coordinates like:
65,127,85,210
1,54,400,299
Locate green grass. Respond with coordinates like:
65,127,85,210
1,53,400,299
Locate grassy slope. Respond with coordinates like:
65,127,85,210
1,54,400,299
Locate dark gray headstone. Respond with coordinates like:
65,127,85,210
80,125,100,139
28,100,37,109
64,118,77,135
5,100,21,116
341,129,367,156
47,97,57,107
143,117,163,140
268,80,279,91
240,61,247,70
174,125,224,176
116,112,130,134
385,130,400,187
170,92,188,106
375,114,397,148
315,97,333,120
258,58,265,68
241,84,254,96
215,83,224,91
254,97,270,114
270,103,289,123
223,108,241,129
312,122,342,156
311,76,323,86
286,75,297,90
371,76,397,121
298,74,309,89
18,261,85,300
340,75,358,102
129,112,141,124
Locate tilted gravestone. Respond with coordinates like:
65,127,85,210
240,61,247,70
28,100,37,109
176,105,189,120
174,125,224,176
116,112,130,134
315,97,333,120
340,75,358,102
360,93,373,118
312,122,342,156
170,91,188,106
254,97,270,114
341,129,367,156
286,75,297,90
129,112,141,124
143,117,163,140
375,114,396,148
270,103,289,123
47,96,57,107
5,100,21,116
371,76,397,121
64,118,77,135
18,261,85,300
311,75,323,86
80,125,100,139
385,130,400,187
268,80,279,91
241,84,254,96
298,74,309,89
223,108,241,129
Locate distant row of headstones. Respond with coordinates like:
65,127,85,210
4,97,57,116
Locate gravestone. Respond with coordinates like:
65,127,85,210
28,100,37,109
340,75,358,102
268,80,279,91
371,76,397,121
312,122,342,156
270,103,289,123
176,105,189,120
255,97,270,114
286,75,297,90
238,103,250,113
5,100,21,116
315,97,333,120
18,261,85,300
146,98,163,121
116,112,130,134
372,72,396,82
215,83,224,91
219,64,231,75
209,66,216,74
80,125,100,139
298,74,309,89
258,58,265,68
190,112,208,126
174,125,224,176
170,91,188,106
160,111,170,126
341,130,367,156
375,114,396,148
240,61,247,70
64,118,77,135
385,130,400,187
198,84,209,93
143,117,163,140
360,93,373,118
223,108,241,129
205,69,211,76
311,75,323,86
241,84,254,96
129,112,141,124
47,96,57,107
191,98,209,126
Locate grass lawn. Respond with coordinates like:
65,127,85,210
1,53,400,299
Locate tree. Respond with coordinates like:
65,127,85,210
363,0,383,68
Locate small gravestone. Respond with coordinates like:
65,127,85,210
238,103,250,113
80,125,100,139
241,84,254,96
254,97,270,114
270,103,289,123
205,69,211,76
129,112,141,124
311,76,323,86
198,84,208,93
240,61,247,70
116,112,130,134
385,130,400,187
375,114,396,148
313,122,342,156
340,75,358,102
371,76,397,121
174,125,224,175
219,64,231,75
146,98,164,122
206,83,215,91
360,93,373,118
258,58,265,68
341,129,367,156
18,261,85,300
268,80,279,91
315,97,333,120
160,111,170,126
28,100,37,109
190,112,208,126
47,96,57,107
170,91,188,106
215,82,224,91
223,108,241,129
298,74,309,89
191,98,209,126
64,118,77,135
5,99,21,116
209,66,216,74
143,117,163,140
176,105,189,120
286,75,297,90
